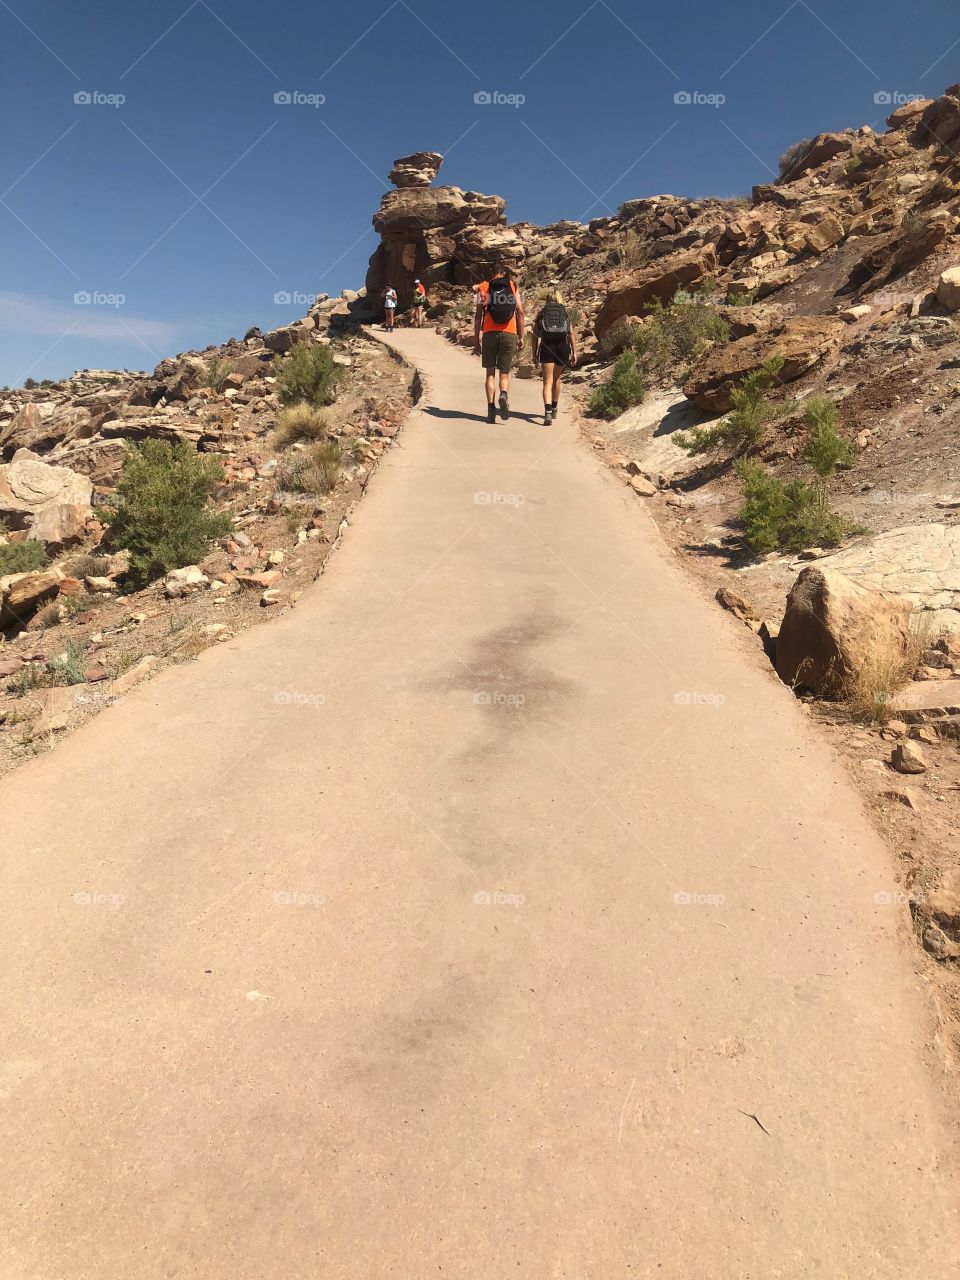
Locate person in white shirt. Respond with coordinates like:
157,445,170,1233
383,285,397,331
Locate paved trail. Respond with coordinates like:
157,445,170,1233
2,329,957,1278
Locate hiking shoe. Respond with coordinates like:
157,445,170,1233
486,403,497,424
498,391,510,421
544,407,554,425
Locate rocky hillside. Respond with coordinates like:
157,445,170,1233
0,300,415,775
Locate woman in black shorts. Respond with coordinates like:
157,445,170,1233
532,290,577,424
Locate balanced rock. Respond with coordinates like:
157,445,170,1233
388,151,443,189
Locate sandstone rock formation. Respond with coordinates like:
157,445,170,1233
364,152,525,314
594,247,719,339
682,316,842,412
775,567,913,696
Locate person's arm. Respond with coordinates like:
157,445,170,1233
568,321,577,366
515,288,525,349
473,291,484,353
531,312,540,364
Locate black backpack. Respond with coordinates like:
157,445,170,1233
486,276,517,325
540,301,569,338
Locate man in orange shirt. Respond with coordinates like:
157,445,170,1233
473,262,524,424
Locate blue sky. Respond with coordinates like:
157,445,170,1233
1,0,957,386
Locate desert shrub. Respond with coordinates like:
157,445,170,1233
678,357,790,457
613,229,647,269
0,540,49,575
277,441,342,496
589,352,646,419
598,318,646,360
646,290,729,366
725,288,757,307
23,377,37,390
99,439,232,589
778,137,814,178
273,403,329,450
276,344,344,408
47,640,88,687
802,396,853,476
200,355,235,392
62,553,111,579
734,460,849,554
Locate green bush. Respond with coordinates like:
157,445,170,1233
725,288,757,307
0,540,50,575
735,459,849,554
47,640,88,687
277,441,342,496
276,344,344,408
99,439,232,589
802,396,853,477
589,352,646,419
646,290,729,366
200,354,236,392
678,357,790,458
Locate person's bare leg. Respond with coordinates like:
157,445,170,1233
551,367,563,414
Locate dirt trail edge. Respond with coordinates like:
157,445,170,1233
1,329,957,1279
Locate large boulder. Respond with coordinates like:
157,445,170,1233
388,151,443,188
937,267,960,311
778,131,854,183
887,99,933,131
593,246,719,339
775,567,913,696
0,451,93,531
916,85,960,152
682,315,842,412
0,567,64,630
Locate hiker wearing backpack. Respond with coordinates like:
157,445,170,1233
383,284,397,331
474,262,524,423
532,290,577,425
411,279,427,327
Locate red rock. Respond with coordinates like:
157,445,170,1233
83,664,109,682
235,571,281,589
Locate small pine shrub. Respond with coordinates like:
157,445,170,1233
99,439,232,589
589,352,646,419
276,344,344,408
802,396,853,477
734,460,849,554
273,404,329,450
277,441,342,496
0,540,50,575
678,357,790,457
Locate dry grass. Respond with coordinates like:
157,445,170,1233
272,403,329,450
277,441,341,497
843,617,932,724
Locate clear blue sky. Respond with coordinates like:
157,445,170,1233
1,0,957,385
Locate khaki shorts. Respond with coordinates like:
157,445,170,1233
481,330,518,373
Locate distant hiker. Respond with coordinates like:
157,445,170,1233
411,279,427,327
532,289,577,425
384,284,397,331
474,262,524,423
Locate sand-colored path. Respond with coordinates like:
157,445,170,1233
1,329,957,1278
